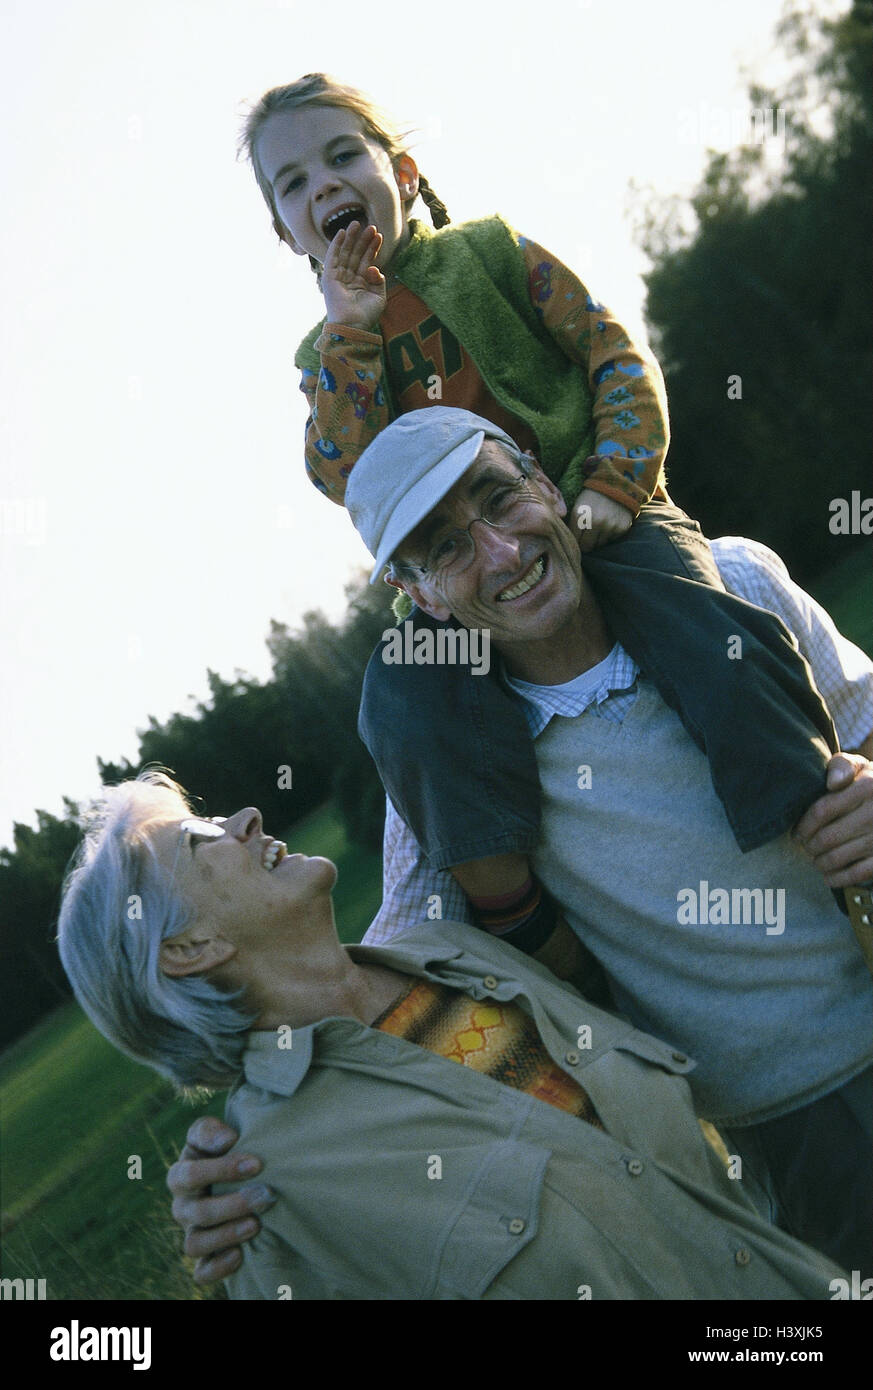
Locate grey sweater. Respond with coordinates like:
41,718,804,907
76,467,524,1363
532,681,872,1127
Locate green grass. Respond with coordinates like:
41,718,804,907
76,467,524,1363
0,801,383,1300
0,1001,226,1299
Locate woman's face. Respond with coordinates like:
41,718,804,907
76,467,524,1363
253,104,414,268
153,805,337,950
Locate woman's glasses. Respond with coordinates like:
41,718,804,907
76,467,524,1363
169,817,226,883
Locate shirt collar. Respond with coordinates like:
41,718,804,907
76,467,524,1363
502,643,640,736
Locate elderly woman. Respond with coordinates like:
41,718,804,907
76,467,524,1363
58,770,844,1301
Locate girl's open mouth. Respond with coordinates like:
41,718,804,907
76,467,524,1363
321,204,368,240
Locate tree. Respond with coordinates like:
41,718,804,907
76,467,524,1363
0,806,81,1046
633,1,872,585
267,575,393,852
0,573,394,1047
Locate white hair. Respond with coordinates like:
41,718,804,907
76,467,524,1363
57,769,255,1090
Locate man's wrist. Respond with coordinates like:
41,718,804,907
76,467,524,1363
471,878,558,955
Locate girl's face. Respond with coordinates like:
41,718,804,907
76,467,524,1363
254,105,417,269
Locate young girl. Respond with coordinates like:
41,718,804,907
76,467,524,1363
239,73,838,956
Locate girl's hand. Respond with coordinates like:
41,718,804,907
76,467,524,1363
573,486,634,552
321,221,387,330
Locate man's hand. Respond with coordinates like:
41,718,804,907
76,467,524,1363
794,752,873,887
572,486,634,553
167,1116,274,1286
321,221,386,330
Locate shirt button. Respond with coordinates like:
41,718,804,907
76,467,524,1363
735,1248,751,1266
564,1050,580,1065
483,975,499,990
671,1052,688,1064
508,1218,526,1235
626,1158,644,1176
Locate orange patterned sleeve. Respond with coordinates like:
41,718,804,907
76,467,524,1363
520,236,670,515
299,323,391,505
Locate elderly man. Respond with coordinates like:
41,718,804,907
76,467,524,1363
170,408,872,1281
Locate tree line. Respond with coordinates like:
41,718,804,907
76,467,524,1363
635,0,871,585
0,579,391,1049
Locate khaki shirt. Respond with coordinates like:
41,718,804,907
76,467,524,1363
224,922,842,1300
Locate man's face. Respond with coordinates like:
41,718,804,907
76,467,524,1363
395,441,584,648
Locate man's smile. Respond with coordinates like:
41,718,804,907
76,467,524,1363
496,554,548,602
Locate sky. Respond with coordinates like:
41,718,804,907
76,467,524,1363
0,0,846,848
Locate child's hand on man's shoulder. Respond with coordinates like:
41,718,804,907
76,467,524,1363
573,485,634,552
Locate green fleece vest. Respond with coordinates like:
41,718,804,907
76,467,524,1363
295,216,595,505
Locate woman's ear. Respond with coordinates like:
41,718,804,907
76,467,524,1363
395,154,420,204
159,929,236,979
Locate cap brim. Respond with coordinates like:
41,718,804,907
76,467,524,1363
368,431,485,582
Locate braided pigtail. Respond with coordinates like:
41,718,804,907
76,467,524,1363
418,175,451,228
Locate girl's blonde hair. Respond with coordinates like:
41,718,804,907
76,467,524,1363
239,73,450,274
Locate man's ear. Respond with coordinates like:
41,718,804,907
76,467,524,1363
525,456,567,518
395,154,420,204
159,929,236,979
384,569,451,622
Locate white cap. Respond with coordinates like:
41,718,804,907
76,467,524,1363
345,407,520,582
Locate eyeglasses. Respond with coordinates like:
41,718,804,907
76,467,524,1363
169,816,226,884
405,472,545,580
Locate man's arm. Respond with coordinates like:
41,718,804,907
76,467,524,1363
166,1117,274,1285
367,798,609,995
711,535,873,886
364,796,470,945
710,535,873,754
